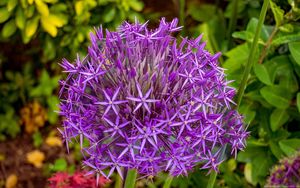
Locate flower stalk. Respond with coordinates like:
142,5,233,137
236,0,269,108
124,169,137,188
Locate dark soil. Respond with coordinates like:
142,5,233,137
0,132,69,188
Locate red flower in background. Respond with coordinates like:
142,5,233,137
48,171,110,188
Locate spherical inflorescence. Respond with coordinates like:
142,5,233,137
267,151,300,187
59,18,248,179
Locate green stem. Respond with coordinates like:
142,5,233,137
124,169,137,188
227,0,239,49
235,0,269,108
206,171,217,188
163,176,173,188
115,173,123,188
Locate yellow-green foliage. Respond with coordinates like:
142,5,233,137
0,0,144,59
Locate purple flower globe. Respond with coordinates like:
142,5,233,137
59,18,248,179
267,151,300,187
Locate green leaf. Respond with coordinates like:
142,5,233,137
30,70,59,97
75,1,85,15
279,139,300,156
41,15,58,37
223,43,249,73
288,42,300,65
238,103,256,124
270,108,289,131
272,33,300,46
244,163,256,186
279,23,294,32
188,3,218,22
245,18,272,42
51,158,67,172
0,7,11,23
35,0,49,16
25,17,39,38
251,153,274,185
260,85,291,109
297,92,300,113
129,0,144,11
7,0,18,11
103,7,116,23
269,141,284,159
2,19,17,38
15,7,26,29
270,0,284,27
253,63,272,85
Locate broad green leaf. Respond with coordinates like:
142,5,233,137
270,0,284,27
35,0,49,16
246,18,272,42
7,0,18,11
269,141,284,159
41,16,57,37
270,108,289,131
2,19,17,38
297,92,300,113
252,153,274,185
25,17,39,38
0,8,11,23
232,31,265,44
15,7,26,29
272,33,300,46
279,139,300,156
223,43,249,73
253,63,272,85
103,7,116,23
289,42,300,65
260,86,291,109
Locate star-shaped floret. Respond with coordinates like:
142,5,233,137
95,87,127,116
80,61,106,83
131,119,158,153
178,68,202,88
127,83,159,113
165,146,193,176
116,137,140,161
192,89,214,119
103,116,130,138
201,149,224,173
100,151,129,179
170,107,198,138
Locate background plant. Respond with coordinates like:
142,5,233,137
1,0,300,187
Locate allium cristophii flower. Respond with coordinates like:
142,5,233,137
266,151,300,188
59,18,248,179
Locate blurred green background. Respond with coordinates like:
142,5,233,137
0,0,300,187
